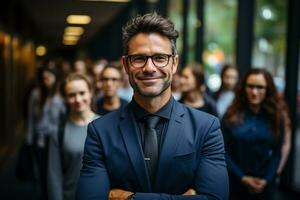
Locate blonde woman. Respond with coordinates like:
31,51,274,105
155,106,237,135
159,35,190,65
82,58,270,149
48,73,99,200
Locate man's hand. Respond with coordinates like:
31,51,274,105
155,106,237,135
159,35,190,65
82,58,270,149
241,176,267,194
183,188,197,195
109,189,134,200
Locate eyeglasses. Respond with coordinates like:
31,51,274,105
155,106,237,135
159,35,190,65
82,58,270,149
126,54,174,68
246,84,267,91
101,77,120,82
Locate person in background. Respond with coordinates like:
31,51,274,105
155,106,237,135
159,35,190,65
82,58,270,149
96,64,128,115
214,64,239,119
179,63,218,116
91,58,108,102
48,73,99,200
73,59,88,75
26,66,65,200
118,62,134,102
222,68,285,200
171,72,182,101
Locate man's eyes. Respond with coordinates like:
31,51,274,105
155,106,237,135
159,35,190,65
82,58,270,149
153,55,167,62
131,55,167,62
132,56,146,62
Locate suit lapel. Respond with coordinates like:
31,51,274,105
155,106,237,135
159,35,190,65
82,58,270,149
119,107,151,192
154,102,185,190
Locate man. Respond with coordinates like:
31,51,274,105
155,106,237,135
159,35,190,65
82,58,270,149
77,13,229,200
96,64,128,115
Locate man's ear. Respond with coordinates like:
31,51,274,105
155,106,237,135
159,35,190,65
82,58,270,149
121,56,129,73
172,55,179,75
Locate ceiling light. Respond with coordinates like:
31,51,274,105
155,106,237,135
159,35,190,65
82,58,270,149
36,45,47,56
63,35,80,42
63,40,77,45
64,26,84,35
67,15,91,24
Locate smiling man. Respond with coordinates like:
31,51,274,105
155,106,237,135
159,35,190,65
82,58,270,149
77,13,229,200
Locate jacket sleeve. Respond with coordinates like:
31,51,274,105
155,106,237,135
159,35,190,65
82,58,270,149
193,118,229,200
133,118,229,200
76,122,110,200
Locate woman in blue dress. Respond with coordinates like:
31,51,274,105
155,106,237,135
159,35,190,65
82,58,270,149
222,68,287,200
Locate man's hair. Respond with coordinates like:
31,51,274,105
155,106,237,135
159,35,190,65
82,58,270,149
100,62,122,80
122,12,179,55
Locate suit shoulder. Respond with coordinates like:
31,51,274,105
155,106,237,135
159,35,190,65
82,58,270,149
181,103,217,120
90,109,122,128
178,102,220,129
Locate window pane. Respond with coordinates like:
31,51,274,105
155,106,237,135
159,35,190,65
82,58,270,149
204,0,237,91
187,0,197,63
252,0,287,92
168,0,183,55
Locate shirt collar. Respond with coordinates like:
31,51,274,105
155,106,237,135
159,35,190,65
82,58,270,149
129,96,174,121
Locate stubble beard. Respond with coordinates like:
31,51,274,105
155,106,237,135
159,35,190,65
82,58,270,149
129,75,172,98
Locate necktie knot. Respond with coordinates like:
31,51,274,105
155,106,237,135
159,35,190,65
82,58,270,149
145,115,160,129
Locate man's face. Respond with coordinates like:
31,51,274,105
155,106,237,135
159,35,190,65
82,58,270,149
122,33,178,98
101,68,121,97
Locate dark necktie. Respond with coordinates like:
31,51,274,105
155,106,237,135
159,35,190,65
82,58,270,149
144,115,160,183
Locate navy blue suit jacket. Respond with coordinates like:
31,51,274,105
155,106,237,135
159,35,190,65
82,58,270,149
77,101,229,200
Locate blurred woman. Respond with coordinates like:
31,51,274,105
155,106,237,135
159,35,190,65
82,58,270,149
48,73,99,200
171,72,182,101
179,63,218,116
214,64,239,119
222,68,286,200
26,66,65,199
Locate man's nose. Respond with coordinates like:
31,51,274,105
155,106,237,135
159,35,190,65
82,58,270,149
142,57,157,72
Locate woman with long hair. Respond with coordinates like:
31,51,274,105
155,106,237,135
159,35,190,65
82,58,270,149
26,66,65,199
214,64,239,119
179,63,218,116
48,73,99,200
222,68,287,200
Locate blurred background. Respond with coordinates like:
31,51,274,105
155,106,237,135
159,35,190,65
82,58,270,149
0,0,299,199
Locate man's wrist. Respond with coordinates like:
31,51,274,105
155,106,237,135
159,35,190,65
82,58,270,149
127,193,135,200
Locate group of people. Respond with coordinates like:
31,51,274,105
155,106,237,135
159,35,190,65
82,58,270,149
22,12,291,200
24,58,132,200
